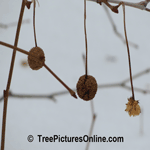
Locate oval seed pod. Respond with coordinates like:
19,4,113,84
76,75,97,101
28,47,45,70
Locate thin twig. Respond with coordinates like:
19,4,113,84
1,66,150,101
98,83,120,88
88,0,150,12
85,113,96,150
122,85,150,94
85,99,96,150
0,91,56,102
43,63,77,99
0,67,149,102
102,4,138,49
0,90,70,102
140,107,144,135
122,3,135,99
0,19,30,29
1,1,26,150
108,0,150,10
82,54,96,150
1,82,150,102
0,41,77,99
0,41,29,55
90,101,95,118
122,68,150,84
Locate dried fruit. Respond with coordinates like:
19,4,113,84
28,47,45,70
125,97,141,116
76,75,97,101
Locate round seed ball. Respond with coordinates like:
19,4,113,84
76,75,97,101
28,47,45,70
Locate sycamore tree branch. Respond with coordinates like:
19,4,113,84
88,0,150,12
0,68,150,101
103,4,138,48
0,19,30,29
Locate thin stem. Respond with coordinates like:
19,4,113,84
85,112,96,150
43,63,77,99
84,0,88,77
122,4,135,99
82,54,97,150
98,83,120,88
33,0,37,47
0,91,56,102
0,41,48,60
121,68,150,84
0,41,29,55
89,0,150,11
90,100,95,116
123,85,150,94
1,1,26,150
103,4,138,48
0,19,30,29
140,107,144,135
1,66,150,101
1,83,150,102
108,0,148,10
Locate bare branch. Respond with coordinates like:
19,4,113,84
122,68,150,84
88,0,150,12
0,67,150,101
103,4,138,48
82,54,97,150
0,19,30,29
1,1,26,150
0,91,56,102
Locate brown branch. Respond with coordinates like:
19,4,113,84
1,82,150,102
82,54,96,150
98,83,120,88
140,107,144,135
0,41,29,55
0,19,30,29
0,90,70,102
1,61,149,101
88,0,150,12
102,4,138,49
1,65,150,101
1,1,26,150
122,85,150,94
85,113,96,150
121,68,150,84
43,63,77,99
96,0,120,13
0,91,56,102
0,41,77,99
0,67,150,101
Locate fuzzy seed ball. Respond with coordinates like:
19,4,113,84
76,75,97,101
28,47,45,70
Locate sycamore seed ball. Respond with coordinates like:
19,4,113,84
28,47,45,70
76,75,98,101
